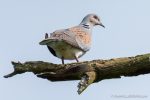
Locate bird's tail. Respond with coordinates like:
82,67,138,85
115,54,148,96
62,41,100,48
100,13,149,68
39,38,58,45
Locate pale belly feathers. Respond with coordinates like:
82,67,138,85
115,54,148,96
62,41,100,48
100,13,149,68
47,41,85,60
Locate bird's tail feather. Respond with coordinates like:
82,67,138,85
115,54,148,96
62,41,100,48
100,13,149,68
39,38,59,45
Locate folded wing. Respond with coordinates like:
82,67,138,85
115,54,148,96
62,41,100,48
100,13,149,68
39,26,91,52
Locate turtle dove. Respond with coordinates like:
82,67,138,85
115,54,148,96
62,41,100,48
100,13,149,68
39,14,105,64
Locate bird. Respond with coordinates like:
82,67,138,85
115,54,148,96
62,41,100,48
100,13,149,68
39,14,105,64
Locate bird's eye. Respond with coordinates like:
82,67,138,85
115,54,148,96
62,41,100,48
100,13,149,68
93,15,98,19
93,15,99,21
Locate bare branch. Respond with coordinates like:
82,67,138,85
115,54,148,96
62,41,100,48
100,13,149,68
4,53,150,94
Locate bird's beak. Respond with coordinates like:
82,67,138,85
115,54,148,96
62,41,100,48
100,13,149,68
98,23,105,28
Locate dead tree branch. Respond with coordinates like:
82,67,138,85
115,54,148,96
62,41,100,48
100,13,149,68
4,53,150,94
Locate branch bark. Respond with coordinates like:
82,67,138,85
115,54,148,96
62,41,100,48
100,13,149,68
4,53,150,94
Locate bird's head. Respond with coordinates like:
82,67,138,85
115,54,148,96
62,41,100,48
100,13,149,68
81,14,105,28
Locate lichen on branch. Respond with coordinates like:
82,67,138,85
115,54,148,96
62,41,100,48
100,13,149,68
4,53,150,94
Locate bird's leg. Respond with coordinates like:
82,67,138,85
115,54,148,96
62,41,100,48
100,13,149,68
45,33,48,39
61,57,64,64
74,55,79,62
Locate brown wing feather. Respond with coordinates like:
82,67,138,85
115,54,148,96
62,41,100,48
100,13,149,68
40,26,91,52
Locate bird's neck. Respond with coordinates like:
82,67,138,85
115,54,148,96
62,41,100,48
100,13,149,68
79,22,93,30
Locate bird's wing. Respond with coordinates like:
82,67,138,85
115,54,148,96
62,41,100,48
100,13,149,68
68,26,91,51
39,26,91,52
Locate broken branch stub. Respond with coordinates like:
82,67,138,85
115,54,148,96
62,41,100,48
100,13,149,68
4,53,150,94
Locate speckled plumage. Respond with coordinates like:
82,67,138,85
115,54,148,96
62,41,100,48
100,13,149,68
40,14,104,64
